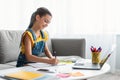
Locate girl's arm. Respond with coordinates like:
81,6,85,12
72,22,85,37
44,43,54,59
23,34,57,64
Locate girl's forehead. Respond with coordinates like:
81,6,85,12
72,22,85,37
40,14,52,23
42,14,52,18
41,14,52,21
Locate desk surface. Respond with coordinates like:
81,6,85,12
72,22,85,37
0,59,110,80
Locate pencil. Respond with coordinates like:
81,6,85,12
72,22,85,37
53,51,57,58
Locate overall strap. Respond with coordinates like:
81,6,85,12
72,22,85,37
40,30,45,39
26,28,36,41
27,28,45,41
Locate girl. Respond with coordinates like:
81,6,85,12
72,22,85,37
16,7,58,67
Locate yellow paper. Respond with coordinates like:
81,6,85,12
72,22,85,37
59,59,73,64
70,72,84,77
6,70,43,80
59,61,73,64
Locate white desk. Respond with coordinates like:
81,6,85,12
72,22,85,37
0,59,110,80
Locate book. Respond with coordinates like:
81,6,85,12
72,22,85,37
5,70,44,80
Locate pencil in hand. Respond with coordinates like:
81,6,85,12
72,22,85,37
53,51,57,58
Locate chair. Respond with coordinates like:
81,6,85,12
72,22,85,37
51,38,86,58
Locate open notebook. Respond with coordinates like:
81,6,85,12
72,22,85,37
72,53,111,70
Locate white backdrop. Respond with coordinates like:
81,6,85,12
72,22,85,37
0,0,120,34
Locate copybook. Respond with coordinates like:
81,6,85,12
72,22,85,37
5,70,60,80
5,70,44,80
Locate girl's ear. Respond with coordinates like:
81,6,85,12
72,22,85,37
36,15,41,21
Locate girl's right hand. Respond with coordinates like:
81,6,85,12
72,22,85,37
47,58,59,65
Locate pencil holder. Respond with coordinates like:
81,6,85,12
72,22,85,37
92,52,100,64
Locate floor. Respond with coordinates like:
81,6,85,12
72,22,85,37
88,72,120,80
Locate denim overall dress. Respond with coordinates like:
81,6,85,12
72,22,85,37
16,29,45,67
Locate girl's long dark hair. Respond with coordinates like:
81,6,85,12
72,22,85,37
28,7,52,28
19,7,52,47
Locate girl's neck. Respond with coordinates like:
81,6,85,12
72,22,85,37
31,24,41,33
31,27,41,38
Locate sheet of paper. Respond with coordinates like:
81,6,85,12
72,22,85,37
56,66,73,73
70,72,84,77
35,75,60,80
56,73,70,78
58,56,82,63
28,63,52,68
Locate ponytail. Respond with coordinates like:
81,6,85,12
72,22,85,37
28,12,36,29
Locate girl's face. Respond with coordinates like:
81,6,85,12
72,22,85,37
36,14,52,29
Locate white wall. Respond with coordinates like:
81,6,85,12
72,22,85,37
116,35,120,69
0,0,22,30
1,0,120,34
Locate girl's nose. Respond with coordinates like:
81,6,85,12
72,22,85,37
45,24,48,27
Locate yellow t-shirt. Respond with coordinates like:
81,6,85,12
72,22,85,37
20,30,48,53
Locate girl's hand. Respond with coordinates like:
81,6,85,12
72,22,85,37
47,58,59,65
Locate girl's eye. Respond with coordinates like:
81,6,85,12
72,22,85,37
45,20,48,23
44,19,50,24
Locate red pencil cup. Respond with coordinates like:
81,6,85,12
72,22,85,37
92,52,101,64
